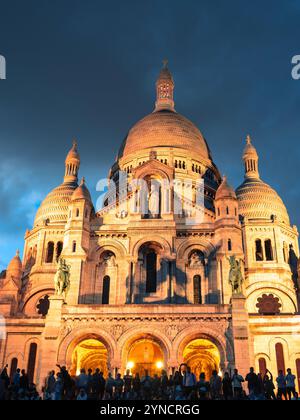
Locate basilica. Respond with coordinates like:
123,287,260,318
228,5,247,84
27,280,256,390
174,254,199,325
1,63,300,390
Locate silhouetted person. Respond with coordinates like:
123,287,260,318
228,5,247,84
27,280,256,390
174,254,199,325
263,370,276,400
245,367,258,398
222,372,233,400
56,364,72,399
105,372,115,398
141,370,152,400
197,372,210,400
0,365,9,389
276,370,287,400
285,368,298,400
124,369,133,394
45,370,56,400
232,369,244,399
132,373,141,398
182,366,196,398
20,369,29,391
210,370,222,400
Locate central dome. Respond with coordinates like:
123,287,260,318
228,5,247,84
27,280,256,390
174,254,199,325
118,110,211,160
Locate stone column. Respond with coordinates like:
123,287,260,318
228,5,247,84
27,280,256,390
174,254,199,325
37,296,64,390
231,294,251,378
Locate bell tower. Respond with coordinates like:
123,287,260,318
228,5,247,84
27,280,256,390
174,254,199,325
154,60,175,112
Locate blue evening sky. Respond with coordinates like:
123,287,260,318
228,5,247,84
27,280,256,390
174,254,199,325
0,0,300,270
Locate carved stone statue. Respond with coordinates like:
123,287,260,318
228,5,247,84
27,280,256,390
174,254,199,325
103,252,116,267
148,182,160,217
227,255,244,295
189,251,204,268
54,258,71,299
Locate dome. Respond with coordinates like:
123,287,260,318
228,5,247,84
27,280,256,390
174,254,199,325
72,178,92,202
34,181,78,227
118,110,211,160
215,176,236,201
7,250,22,278
236,178,290,224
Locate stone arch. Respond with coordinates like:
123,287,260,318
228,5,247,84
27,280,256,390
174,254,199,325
93,240,127,261
57,327,117,370
5,352,25,370
176,238,216,261
135,162,173,184
268,336,290,360
131,236,172,259
24,337,40,383
21,287,55,316
118,327,172,370
246,283,297,314
173,325,233,370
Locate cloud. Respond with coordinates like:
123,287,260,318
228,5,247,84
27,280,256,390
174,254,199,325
0,159,44,269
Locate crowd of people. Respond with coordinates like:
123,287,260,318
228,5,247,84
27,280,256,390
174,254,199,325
0,363,299,401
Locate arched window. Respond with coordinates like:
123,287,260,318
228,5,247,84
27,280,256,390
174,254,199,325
228,239,232,252
56,242,63,261
27,343,37,383
10,358,18,381
193,275,202,304
76,208,80,217
72,241,77,253
226,206,229,215
283,242,289,263
296,359,300,394
102,276,110,304
45,242,54,263
265,240,274,261
146,250,157,293
32,245,37,260
255,240,263,261
275,343,285,375
258,358,267,376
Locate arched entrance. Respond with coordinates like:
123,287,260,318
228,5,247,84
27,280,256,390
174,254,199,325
183,338,221,379
126,338,165,376
71,339,108,377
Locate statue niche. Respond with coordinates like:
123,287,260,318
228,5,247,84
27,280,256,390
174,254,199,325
188,250,205,268
141,177,162,219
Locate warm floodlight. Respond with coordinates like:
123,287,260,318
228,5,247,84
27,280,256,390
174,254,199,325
156,361,164,369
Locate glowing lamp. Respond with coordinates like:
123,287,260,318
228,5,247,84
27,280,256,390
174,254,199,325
127,361,134,370
156,361,164,369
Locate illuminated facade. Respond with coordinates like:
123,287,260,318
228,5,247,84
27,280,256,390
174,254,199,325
1,64,300,389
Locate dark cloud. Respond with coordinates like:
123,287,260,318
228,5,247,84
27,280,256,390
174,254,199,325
0,0,299,269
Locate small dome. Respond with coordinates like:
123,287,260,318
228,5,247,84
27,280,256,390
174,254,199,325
34,181,78,226
118,110,211,160
7,250,22,278
66,140,80,162
157,63,174,82
243,135,258,159
72,178,92,202
236,178,290,224
215,176,237,200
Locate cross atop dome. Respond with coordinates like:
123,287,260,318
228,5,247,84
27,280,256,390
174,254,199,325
154,60,175,112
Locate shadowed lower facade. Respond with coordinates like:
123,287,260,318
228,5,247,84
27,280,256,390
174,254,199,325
1,63,300,389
